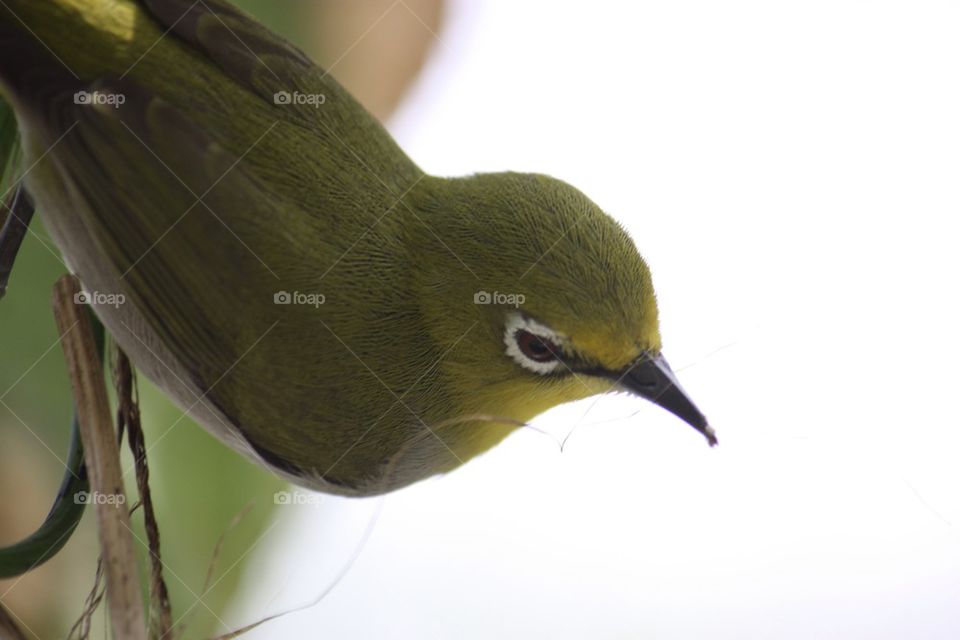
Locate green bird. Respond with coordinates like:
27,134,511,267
0,0,715,497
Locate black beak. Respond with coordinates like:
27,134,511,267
618,353,717,446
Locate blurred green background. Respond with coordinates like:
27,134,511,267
0,1,443,637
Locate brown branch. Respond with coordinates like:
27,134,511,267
115,349,172,639
52,275,147,640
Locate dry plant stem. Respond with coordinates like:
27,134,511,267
52,275,147,640
116,349,172,639
68,558,105,640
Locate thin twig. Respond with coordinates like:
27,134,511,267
171,500,256,639
67,557,106,640
52,274,147,640
115,348,173,639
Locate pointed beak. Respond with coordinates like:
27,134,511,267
619,353,717,446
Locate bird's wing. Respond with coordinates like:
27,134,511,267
0,9,288,457
0,3,424,490
139,0,422,184
51,77,287,408
141,0,314,110
58,76,282,375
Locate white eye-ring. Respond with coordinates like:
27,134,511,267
503,312,566,375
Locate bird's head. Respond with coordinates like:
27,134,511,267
408,172,715,452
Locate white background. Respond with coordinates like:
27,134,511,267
233,2,960,638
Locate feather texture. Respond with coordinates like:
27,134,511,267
0,0,664,495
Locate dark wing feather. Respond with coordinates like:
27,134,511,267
0,25,302,474
0,3,428,493
139,0,421,183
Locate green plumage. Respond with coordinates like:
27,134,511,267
0,0,706,496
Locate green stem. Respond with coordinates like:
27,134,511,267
0,313,104,577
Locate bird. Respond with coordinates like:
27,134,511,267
0,0,715,497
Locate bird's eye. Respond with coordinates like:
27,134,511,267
503,312,565,374
515,329,559,363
